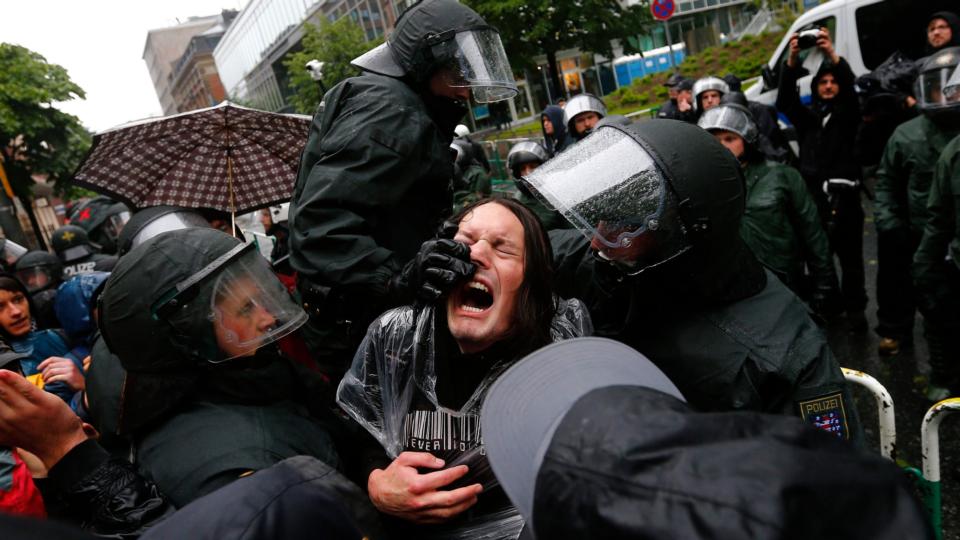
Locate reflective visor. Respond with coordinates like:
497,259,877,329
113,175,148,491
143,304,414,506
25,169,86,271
918,68,954,109
523,127,666,250
698,105,758,144
1,240,27,267
104,211,131,241
16,267,53,293
432,29,518,103
207,248,307,361
945,64,960,101
131,212,211,252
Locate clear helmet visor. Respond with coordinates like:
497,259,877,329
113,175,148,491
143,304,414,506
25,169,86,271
918,67,959,109
104,211,131,242
431,29,518,103
1,240,27,267
945,64,960,102
16,267,54,293
61,244,93,263
698,106,758,144
131,212,211,252
522,127,690,269
207,248,307,362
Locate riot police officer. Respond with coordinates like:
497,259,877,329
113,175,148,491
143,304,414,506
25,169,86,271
525,120,862,442
288,0,518,381
50,225,117,276
14,250,63,330
506,141,568,230
874,47,960,363
563,93,607,144
692,76,729,114
0,238,27,272
69,196,131,255
911,60,960,400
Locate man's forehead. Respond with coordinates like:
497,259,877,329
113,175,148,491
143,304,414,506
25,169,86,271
458,204,524,241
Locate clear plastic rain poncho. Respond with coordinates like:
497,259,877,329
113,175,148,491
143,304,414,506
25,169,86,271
337,299,591,539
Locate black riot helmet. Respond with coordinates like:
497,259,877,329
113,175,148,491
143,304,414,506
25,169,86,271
69,196,131,254
918,46,960,123
522,120,749,280
118,206,212,256
0,238,28,271
507,141,549,179
14,251,63,294
51,225,96,263
351,0,518,103
100,228,308,434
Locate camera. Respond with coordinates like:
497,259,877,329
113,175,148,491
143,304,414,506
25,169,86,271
797,28,822,49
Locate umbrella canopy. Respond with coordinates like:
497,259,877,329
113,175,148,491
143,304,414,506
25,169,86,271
72,101,310,214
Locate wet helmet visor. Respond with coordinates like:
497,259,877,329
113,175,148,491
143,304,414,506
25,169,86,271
430,28,519,103
152,242,307,362
521,126,690,268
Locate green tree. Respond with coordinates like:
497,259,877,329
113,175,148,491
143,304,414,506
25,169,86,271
283,18,382,114
0,43,91,245
464,0,651,99
0,43,90,196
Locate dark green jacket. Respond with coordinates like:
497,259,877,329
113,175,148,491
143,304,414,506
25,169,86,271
914,134,960,301
875,115,960,235
453,163,490,211
740,160,835,292
550,230,862,443
289,73,454,298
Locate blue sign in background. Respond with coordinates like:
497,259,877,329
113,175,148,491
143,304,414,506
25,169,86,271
473,104,490,120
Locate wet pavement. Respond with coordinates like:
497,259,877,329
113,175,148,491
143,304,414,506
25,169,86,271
831,199,959,538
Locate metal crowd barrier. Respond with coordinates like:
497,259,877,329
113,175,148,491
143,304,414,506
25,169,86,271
905,398,960,540
842,367,897,460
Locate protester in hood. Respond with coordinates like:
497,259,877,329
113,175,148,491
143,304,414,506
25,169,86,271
289,0,518,384
337,198,590,539
529,120,862,442
926,11,960,54
540,105,567,155
777,26,867,328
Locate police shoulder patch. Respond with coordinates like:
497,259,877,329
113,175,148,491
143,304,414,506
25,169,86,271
797,392,849,440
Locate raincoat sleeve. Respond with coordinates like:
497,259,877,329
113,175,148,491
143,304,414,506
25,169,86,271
776,63,814,137
336,307,422,458
47,439,174,538
289,77,439,294
913,145,960,307
874,131,911,233
784,167,835,290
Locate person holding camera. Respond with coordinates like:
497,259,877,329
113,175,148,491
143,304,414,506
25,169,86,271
776,27,867,328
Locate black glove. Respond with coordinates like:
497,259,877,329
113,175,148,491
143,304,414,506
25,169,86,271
391,238,476,302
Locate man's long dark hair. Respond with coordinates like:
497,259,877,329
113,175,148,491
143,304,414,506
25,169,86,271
450,198,557,355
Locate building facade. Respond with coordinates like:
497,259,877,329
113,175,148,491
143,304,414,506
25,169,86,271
169,13,237,113
143,13,226,115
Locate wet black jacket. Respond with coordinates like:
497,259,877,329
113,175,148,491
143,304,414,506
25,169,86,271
289,73,456,344
550,230,862,443
777,58,861,184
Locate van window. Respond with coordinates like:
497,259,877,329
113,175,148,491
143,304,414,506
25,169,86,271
766,16,836,90
857,0,959,67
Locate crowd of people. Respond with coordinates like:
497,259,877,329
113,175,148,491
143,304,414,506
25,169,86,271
0,0,958,538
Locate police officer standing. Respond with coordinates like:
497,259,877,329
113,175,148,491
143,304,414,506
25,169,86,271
563,93,607,145
288,0,518,381
911,61,960,401
50,225,117,277
874,47,960,361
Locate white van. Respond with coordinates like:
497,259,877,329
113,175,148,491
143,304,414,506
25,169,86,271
746,0,956,106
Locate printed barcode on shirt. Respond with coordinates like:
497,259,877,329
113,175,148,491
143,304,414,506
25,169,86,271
404,409,482,452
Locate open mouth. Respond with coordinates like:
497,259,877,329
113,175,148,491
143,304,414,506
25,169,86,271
459,281,494,313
